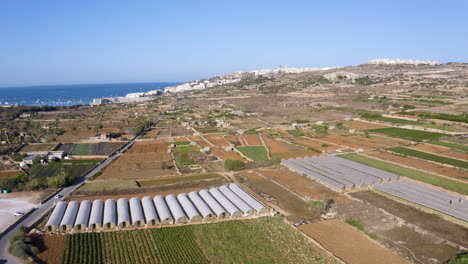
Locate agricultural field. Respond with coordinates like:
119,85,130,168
203,134,231,147
28,160,99,179
341,120,390,130
388,147,468,169
236,146,269,161
137,173,223,187
299,219,409,264
0,170,19,179
70,142,124,156
211,148,247,161
367,127,446,141
18,143,58,153
340,154,468,195
40,217,338,264
409,143,468,160
242,134,263,145
428,140,468,152
126,140,167,154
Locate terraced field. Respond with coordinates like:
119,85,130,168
388,147,468,169
367,127,446,141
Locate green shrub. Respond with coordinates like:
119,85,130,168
224,159,245,171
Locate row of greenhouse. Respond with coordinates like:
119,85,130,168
45,183,270,232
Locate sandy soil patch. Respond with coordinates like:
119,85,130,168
0,192,42,233
299,219,409,264
367,150,467,181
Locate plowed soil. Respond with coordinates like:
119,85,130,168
212,148,247,161
410,144,468,161
188,136,211,147
299,219,409,264
296,137,341,151
262,136,303,154
203,134,231,147
0,170,19,178
127,140,167,154
319,136,374,151
367,150,467,181
342,120,390,130
243,135,263,146
34,234,65,264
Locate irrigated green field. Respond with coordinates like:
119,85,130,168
428,140,468,152
367,127,446,141
388,147,468,169
236,146,269,161
57,217,338,264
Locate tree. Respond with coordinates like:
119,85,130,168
224,159,245,171
8,227,39,260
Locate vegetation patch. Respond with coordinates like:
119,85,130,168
367,127,446,141
236,146,269,161
138,173,222,187
224,159,245,171
428,140,468,152
79,180,139,191
388,147,468,169
362,113,421,125
339,154,468,195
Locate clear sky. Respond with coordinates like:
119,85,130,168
1,0,467,87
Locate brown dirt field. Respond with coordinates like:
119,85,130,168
410,144,468,161
276,128,293,138
56,129,96,142
144,129,160,137
369,135,411,145
351,191,468,248
212,148,247,161
243,135,263,146
126,140,167,154
98,153,176,180
296,137,341,151
34,234,65,264
0,170,19,178
19,143,58,153
258,169,349,204
188,136,211,147
262,136,303,154
203,134,231,147
342,120,391,130
224,135,241,146
271,150,322,159
320,135,374,151
367,150,467,181
162,137,188,143
238,171,322,222
299,219,409,264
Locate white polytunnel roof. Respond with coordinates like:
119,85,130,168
154,195,173,223
209,187,242,217
60,201,80,230
88,199,104,228
166,194,188,223
219,185,255,215
103,199,117,227
229,183,268,214
117,198,131,227
199,189,228,217
129,197,145,225
188,191,215,219
74,200,91,228
46,201,67,230
177,194,202,222
142,196,159,224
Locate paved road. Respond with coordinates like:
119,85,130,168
0,116,162,263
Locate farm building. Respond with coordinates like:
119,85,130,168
219,185,256,216
229,183,270,214
117,198,131,228
45,202,67,232
103,199,117,229
154,195,174,225
142,196,159,226
59,201,79,231
166,194,189,224
209,188,243,217
177,194,203,222
44,185,270,233
129,197,146,227
188,191,216,221
74,200,91,231
88,199,104,230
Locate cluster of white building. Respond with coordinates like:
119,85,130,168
45,184,269,232
368,59,440,66
92,90,162,105
164,78,242,93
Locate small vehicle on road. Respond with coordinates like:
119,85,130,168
54,194,63,199
13,212,25,216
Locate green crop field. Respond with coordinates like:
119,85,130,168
362,114,422,125
367,127,446,141
236,146,269,161
58,217,337,264
428,140,468,152
138,173,223,187
388,147,468,169
71,143,92,155
339,154,468,195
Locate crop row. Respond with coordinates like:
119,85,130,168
388,147,468,169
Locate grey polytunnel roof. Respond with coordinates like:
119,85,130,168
229,184,269,214
129,197,145,226
199,189,229,218
188,191,215,220
209,188,242,217
166,194,188,223
46,201,67,230
154,195,173,224
88,199,104,229
219,186,255,215
142,196,159,224
74,200,91,229
103,199,117,228
59,201,79,231
117,198,131,227
177,194,202,222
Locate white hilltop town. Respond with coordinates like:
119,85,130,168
92,90,162,105
368,58,440,65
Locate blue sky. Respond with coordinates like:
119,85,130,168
1,0,467,87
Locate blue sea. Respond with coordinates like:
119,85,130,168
0,82,181,106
